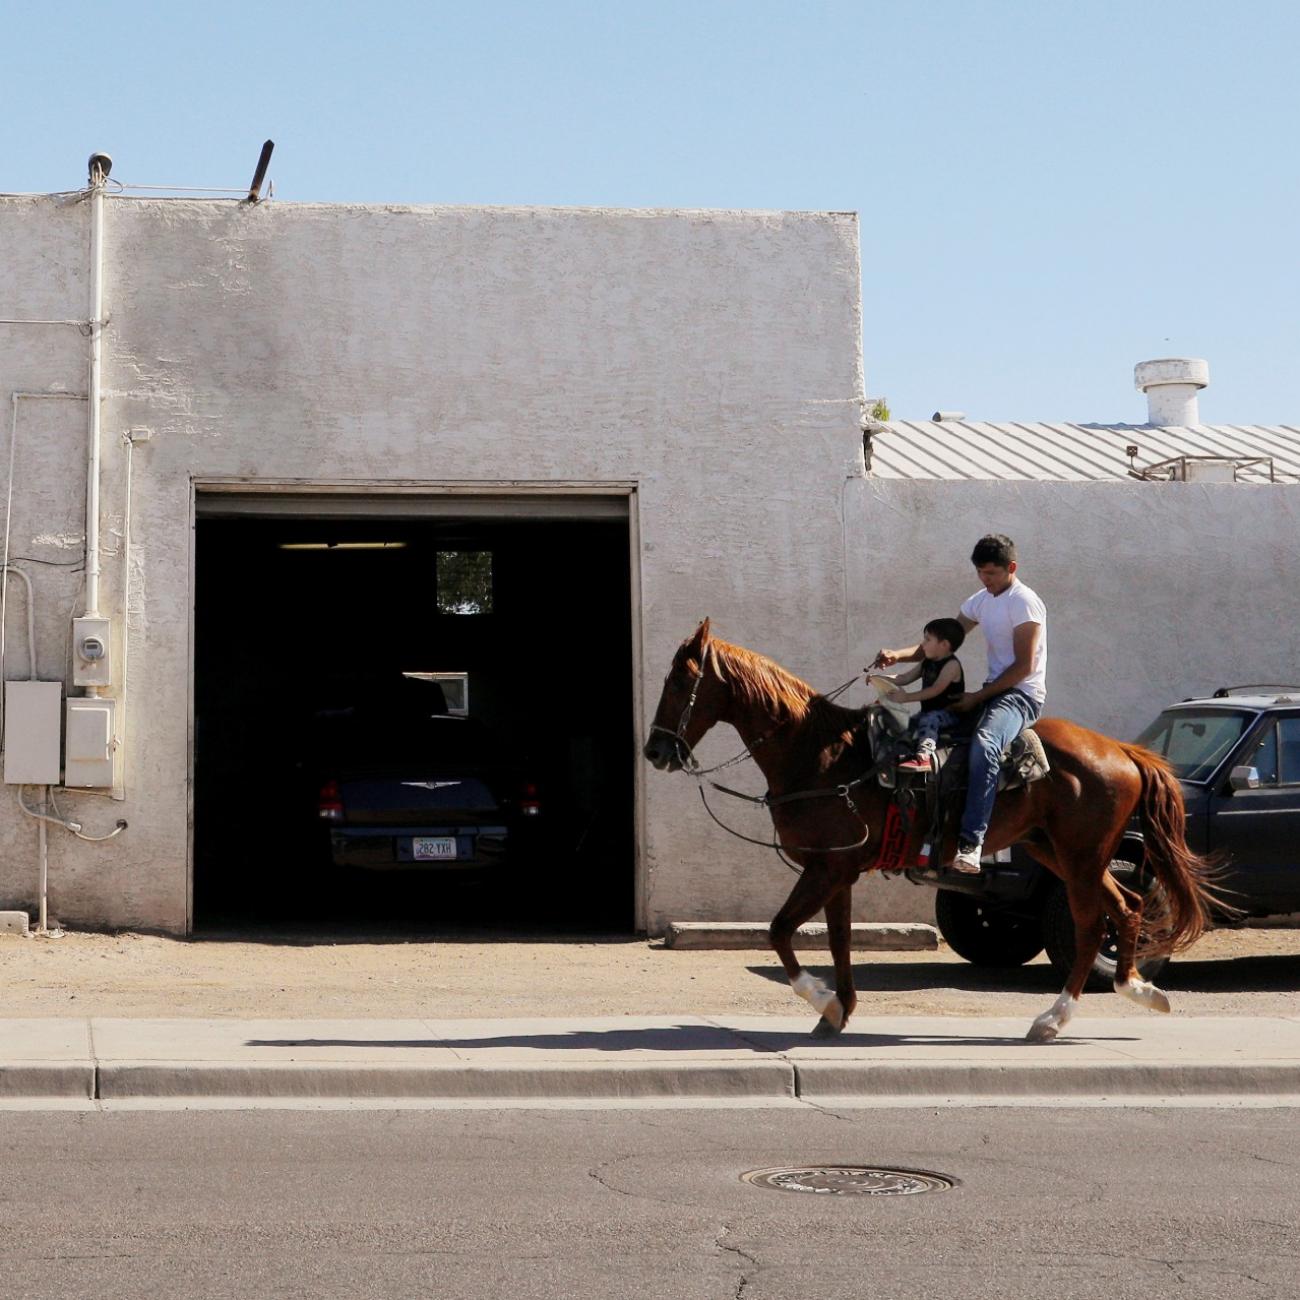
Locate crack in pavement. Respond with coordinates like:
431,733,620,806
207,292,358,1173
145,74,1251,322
585,1153,688,1209
791,1092,856,1122
1246,1151,1295,1169
715,1223,760,1299
1019,1248,1295,1292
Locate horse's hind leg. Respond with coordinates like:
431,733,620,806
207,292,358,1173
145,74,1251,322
768,861,845,1032
1105,871,1171,1014
1027,860,1108,1043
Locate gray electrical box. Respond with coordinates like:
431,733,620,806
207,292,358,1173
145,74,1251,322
3,681,63,785
65,696,116,788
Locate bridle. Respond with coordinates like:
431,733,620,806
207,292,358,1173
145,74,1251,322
648,643,889,863
648,643,759,778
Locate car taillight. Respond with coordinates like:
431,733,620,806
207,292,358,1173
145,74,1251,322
520,782,541,817
318,778,344,821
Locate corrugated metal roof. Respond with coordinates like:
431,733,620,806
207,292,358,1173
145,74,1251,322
866,421,1300,483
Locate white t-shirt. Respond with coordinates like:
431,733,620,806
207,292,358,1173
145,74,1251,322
960,578,1048,704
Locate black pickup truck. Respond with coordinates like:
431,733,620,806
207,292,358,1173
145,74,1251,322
920,687,1300,985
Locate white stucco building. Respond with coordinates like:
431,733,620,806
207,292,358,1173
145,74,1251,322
0,181,867,935
2,174,1298,938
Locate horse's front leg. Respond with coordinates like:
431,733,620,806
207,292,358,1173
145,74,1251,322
768,858,844,1033
815,883,857,1037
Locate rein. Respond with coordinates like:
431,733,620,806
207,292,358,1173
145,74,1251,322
651,647,888,863
697,755,890,865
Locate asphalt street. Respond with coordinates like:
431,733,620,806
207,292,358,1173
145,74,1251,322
0,1106,1294,1300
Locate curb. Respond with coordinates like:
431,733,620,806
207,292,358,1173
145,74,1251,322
793,1060,1300,1101
0,1064,95,1099
7,1059,1300,1105
665,922,939,951
96,1060,796,1101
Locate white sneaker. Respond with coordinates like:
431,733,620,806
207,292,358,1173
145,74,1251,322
950,843,983,874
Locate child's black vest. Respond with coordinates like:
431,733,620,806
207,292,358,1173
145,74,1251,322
920,655,965,713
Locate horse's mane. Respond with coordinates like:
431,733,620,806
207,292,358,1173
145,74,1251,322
710,637,867,756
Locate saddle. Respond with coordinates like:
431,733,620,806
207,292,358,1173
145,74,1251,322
865,706,1050,872
877,726,1050,794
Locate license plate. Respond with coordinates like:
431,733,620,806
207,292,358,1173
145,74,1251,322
412,836,458,861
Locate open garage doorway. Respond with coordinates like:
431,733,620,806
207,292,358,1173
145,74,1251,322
191,491,637,936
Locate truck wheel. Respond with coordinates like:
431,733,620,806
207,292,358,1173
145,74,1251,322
934,890,1045,967
1041,872,1171,991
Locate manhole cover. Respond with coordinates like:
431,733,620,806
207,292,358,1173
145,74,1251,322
741,1165,956,1197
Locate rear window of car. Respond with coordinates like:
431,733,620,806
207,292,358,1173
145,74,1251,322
1134,708,1254,783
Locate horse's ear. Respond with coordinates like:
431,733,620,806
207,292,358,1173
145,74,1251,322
686,618,711,659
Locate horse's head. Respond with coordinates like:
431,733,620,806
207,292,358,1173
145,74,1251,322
643,619,728,772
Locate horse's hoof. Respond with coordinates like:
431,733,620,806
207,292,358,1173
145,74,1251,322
819,995,845,1031
811,1015,843,1038
1025,1019,1059,1044
1115,977,1172,1014
1026,993,1075,1043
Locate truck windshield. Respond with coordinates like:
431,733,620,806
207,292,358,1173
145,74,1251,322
1134,709,1253,783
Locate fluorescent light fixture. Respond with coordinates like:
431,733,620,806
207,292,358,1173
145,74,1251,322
277,541,409,551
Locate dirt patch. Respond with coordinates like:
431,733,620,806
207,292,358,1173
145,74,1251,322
1,927,1297,1019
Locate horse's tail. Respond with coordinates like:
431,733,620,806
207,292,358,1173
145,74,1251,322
1119,743,1227,957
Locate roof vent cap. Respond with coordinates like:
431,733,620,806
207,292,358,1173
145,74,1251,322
931,410,966,422
1135,358,1208,426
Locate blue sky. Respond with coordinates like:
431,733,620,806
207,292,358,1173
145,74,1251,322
4,1,1296,424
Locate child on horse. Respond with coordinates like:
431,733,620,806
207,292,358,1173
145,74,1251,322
873,534,1048,875
876,617,967,772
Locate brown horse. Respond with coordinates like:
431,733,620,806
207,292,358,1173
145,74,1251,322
643,620,1221,1042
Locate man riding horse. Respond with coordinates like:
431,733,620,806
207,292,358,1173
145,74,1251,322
874,533,1047,874
645,534,1218,1041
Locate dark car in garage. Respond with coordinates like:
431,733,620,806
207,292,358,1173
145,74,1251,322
922,687,1300,984
308,674,541,873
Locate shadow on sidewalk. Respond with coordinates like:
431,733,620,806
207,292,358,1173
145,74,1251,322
243,1026,1135,1053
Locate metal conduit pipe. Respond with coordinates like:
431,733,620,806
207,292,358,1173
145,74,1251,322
113,429,151,800
0,561,43,929
1,392,87,744
0,556,50,932
0,564,36,689
83,158,108,629
38,792,48,933
15,786,62,935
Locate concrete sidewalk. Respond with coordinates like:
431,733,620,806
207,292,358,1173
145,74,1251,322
3,1014,1300,1108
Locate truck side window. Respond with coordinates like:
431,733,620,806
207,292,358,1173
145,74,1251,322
1278,718,1300,786
1251,724,1279,786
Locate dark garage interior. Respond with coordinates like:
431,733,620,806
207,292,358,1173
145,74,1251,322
192,501,635,935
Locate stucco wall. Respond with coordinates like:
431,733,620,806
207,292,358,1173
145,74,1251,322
846,476,1300,738
827,473,1300,929
1,195,867,933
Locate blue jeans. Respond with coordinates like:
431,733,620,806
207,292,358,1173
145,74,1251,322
911,708,959,751
959,689,1042,847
